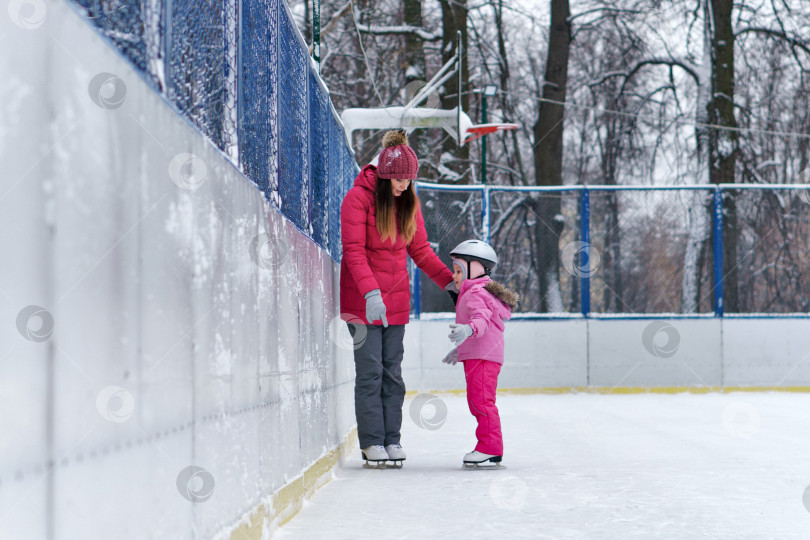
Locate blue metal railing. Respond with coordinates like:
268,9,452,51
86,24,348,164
580,188,590,317
712,188,725,317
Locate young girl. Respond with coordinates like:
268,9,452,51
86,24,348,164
442,240,518,467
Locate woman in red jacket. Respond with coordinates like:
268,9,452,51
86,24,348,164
340,129,455,467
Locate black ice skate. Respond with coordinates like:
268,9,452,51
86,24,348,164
462,450,504,470
361,445,388,469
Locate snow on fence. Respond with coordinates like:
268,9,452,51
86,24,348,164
413,182,810,318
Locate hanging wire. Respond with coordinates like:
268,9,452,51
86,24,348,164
502,91,810,141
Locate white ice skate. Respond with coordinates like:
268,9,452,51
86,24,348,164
361,445,388,469
384,444,406,468
462,450,504,470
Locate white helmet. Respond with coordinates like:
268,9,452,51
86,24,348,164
450,240,498,276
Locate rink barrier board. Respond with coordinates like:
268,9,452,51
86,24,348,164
222,428,358,540
1,3,357,538
404,386,810,397
402,318,810,390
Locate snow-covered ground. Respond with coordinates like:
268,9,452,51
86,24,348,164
277,392,810,539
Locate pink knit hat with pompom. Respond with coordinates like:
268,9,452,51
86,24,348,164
377,129,419,180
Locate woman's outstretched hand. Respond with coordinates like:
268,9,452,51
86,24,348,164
448,323,473,346
441,348,458,365
364,289,388,327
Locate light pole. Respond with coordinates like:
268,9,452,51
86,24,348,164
481,84,498,185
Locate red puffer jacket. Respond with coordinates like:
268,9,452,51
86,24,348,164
340,164,453,325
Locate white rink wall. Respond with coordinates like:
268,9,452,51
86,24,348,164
0,3,354,539
403,317,810,391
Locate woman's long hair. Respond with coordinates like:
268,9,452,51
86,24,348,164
375,178,419,244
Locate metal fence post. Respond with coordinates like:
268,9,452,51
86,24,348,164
482,185,491,243
306,60,313,234
481,92,488,185
307,74,313,231
413,182,421,319
580,187,590,317
236,0,243,169
713,187,724,317
163,0,172,96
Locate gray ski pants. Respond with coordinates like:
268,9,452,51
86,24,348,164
349,324,407,448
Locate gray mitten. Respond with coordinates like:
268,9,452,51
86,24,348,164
448,323,473,346
364,289,388,327
441,348,459,365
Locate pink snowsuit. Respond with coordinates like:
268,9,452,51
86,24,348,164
455,276,512,456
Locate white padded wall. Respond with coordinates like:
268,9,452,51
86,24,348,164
0,2,355,538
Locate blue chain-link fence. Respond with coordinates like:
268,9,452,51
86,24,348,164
70,0,357,261
415,183,810,317
74,1,161,87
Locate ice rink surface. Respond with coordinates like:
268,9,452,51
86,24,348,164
277,392,810,539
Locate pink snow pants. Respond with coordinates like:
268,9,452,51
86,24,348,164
463,359,503,456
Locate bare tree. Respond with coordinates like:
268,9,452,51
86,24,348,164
531,0,571,312
403,0,428,157
439,0,470,183
706,0,739,311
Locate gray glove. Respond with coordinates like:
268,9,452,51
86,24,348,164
441,348,458,365
364,289,388,327
449,323,473,346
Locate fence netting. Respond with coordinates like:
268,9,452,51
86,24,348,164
74,1,163,89
309,72,329,248
327,112,345,258
70,0,357,261
489,190,579,314
732,189,810,313
416,185,810,316
416,188,484,313
168,0,237,154
588,189,715,315
240,0,278,197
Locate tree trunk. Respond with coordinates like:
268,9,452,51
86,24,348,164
303,0,311,45
440,0,469,182
600,117,622,312
403,0,425,81
681,1,714,313
403,0,427,158
708,0,738,312
494,0,527,185
532,0,570,312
